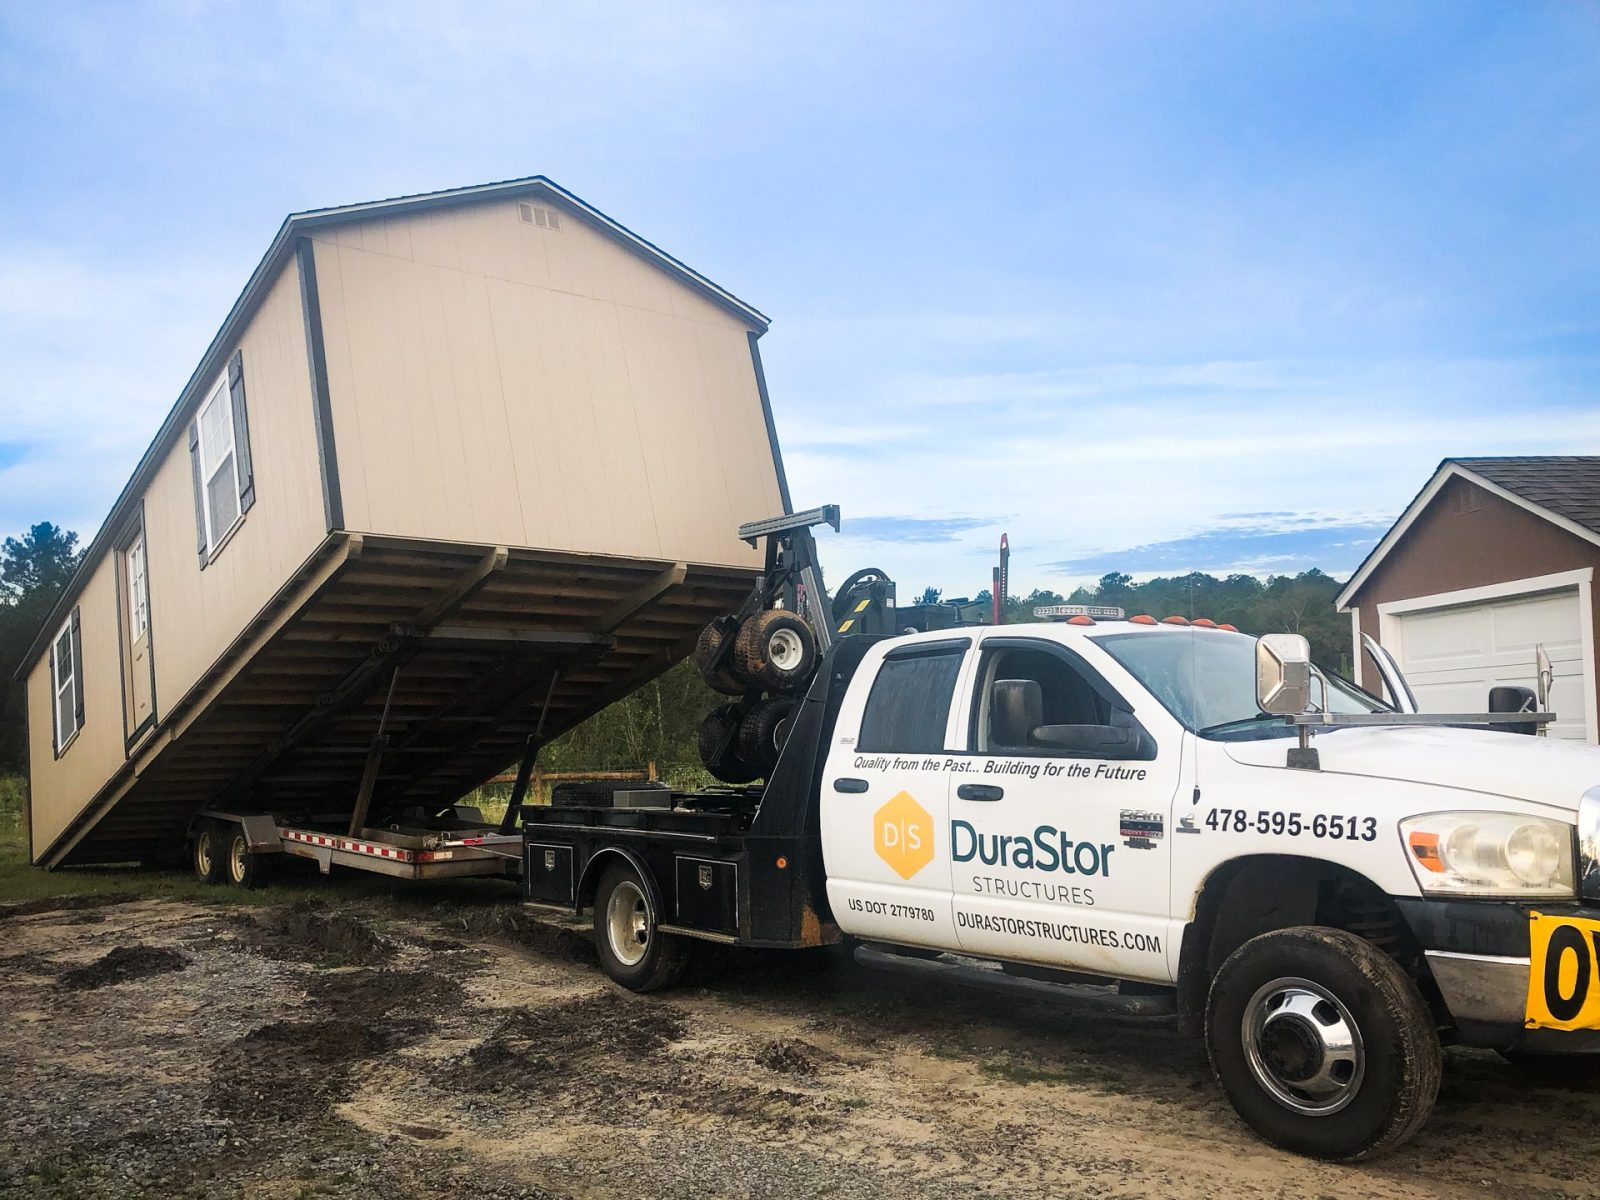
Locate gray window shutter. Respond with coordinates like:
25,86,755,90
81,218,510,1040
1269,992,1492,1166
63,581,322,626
70,608,85,729
48,642,58,754
188,418,208,567
228,350,255,514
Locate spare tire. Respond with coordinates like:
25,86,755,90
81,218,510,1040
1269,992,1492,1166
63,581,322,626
698,704,761,784
693,620,745,696
551,779,668,807
733,610,818,694
738,697,797,775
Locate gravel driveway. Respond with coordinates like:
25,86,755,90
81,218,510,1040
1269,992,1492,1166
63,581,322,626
2,884,1597,1199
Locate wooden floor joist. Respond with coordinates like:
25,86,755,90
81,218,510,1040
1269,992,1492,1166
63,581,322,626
49,535,754,866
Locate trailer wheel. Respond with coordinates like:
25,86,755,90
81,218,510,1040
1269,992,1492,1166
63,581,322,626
733,610,817,693
225,829,266,890
592,863,691,992
693,620,744,696
192,824,226,885
698,704,761,784
737,698,797,775
1206,926,1440,1161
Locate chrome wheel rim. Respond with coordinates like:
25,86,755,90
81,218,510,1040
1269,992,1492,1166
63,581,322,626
196,833,213,876
229,837,246,883
768,627,804,672
605,880,649,967
1242,976,1365,1116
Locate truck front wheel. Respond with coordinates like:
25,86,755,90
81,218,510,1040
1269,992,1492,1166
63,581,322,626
592,863,690,993
1205,926,1440,1161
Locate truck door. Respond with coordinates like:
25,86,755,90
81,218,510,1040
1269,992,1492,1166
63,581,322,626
948,636,1180,983
819,638,972,952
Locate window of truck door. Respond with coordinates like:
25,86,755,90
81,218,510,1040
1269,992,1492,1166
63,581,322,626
948,635,1181,982
820,638,972,952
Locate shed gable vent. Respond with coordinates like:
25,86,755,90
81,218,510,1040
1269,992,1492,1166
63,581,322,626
1455,483,1483,514
518,202,561,231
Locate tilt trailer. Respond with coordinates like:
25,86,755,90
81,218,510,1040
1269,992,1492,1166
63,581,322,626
513,511,1600,1163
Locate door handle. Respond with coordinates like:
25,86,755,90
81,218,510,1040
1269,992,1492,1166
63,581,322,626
957,784,1004,802
833,777,869,794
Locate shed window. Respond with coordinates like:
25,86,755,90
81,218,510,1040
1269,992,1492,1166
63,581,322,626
198,378,242,546
127,532,149,639
50,610,84,753
187,349,255,564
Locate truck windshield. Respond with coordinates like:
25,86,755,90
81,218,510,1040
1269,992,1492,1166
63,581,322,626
1093,630,1387,738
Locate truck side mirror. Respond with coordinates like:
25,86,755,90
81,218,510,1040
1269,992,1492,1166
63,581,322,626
1488,685,1538,736
1257,633,1313,715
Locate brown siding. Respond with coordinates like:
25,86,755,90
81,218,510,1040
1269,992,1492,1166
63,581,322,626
26,261,324,861
1351,477,1600,710
311,200,781,568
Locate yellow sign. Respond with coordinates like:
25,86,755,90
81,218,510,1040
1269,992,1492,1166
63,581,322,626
874,791,935,880
1526,911,1600,1030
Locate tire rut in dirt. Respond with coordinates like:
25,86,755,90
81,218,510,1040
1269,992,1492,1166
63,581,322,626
237,899,397,967
211,966,466,1124
447,991,831,1131
58,944,189,991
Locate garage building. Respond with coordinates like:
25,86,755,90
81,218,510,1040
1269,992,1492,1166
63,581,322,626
1337,457,1600,743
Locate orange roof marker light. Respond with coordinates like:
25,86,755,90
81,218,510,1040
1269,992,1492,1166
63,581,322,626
1162,615,1190,626
1192,618,1218,628
1066,615,1096,626
1130,614,1159,625
1218,623,1239,632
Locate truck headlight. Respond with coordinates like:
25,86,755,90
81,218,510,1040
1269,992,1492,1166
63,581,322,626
1401,812,1575,898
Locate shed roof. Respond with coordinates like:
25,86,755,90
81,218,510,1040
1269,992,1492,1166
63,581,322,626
1335,456,1600,610
18,176,770,676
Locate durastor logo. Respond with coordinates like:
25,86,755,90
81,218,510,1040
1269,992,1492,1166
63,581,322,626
951,819,1116,877
874,791,935,879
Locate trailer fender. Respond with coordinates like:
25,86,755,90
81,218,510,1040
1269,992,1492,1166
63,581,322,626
189,811,284,854
575,846,664,925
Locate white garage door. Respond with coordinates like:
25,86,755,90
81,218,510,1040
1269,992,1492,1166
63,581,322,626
1390,588,1593,742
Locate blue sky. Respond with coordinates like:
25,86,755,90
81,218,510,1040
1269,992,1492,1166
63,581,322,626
2,3,1598,599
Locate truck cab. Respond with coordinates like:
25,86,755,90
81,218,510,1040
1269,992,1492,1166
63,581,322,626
817,617,1600,1160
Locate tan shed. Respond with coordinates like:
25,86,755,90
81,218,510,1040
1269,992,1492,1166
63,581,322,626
19,176,790,867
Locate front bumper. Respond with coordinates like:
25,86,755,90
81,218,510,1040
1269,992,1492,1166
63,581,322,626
1397,897,1600,1054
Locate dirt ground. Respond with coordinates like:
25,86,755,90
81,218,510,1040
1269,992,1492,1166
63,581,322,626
2,878,1598,1200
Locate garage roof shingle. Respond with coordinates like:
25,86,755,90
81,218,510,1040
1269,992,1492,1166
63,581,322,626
1451,456,1600,537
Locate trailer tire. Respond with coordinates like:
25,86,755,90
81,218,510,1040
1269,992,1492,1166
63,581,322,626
699,704,761,784
1206,926,1440,1161
737,698,797,775
693,621,744,696
592,863,691,992
192,824,226,885
225,829,267,890
733,610,817,693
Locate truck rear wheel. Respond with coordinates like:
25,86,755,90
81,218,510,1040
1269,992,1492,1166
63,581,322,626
592,863,690,992
1205,926,1440,1161
193,824,225,885
733,610,817,693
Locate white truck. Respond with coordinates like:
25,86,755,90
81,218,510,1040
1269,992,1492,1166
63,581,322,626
509,512,1600,1163
195,510,1597,1161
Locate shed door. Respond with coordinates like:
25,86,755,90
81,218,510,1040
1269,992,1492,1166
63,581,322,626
121,532,155,736
1389,588,1592,742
